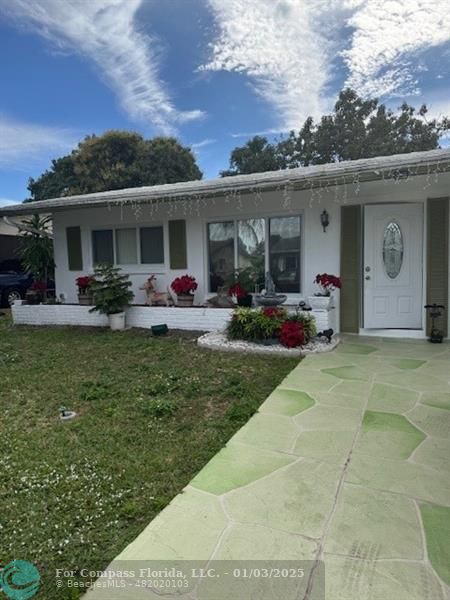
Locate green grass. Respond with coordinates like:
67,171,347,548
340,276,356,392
0,315,297,598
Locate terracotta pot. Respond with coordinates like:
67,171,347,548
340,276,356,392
78,292,94,306
176,294,194,307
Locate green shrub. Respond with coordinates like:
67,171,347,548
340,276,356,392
90,264,134,315
226,307,315,343
226,307,281,342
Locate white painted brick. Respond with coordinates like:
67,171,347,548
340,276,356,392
11,304,333,333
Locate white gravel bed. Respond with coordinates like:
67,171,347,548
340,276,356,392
197,332,339,356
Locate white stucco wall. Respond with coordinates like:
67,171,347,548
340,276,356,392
51,172,450,335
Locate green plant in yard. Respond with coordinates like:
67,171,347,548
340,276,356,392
287,311,317,341
18,215,55,297
227,307,282,341
90,264,134,315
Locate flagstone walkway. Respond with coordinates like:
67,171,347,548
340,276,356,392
87,336,450,600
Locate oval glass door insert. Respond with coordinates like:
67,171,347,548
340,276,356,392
383,221,403,279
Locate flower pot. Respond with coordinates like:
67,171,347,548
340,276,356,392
237,294,253,307
109,311,126,331
308,295,333,310
176,294,194,307
26,291,42,305
78,292,94,306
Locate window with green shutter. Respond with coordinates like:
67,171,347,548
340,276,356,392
169,220,187,269
66,226,83,271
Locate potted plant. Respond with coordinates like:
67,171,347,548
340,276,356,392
26,280,46,304
229,282,252,307
76,275,96,305
308,273,342,309
89,264,134,330
226,267,260,307
170,275,198,307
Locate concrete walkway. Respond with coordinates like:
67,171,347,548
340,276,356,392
87,336,450,600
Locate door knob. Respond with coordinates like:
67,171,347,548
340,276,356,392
365,266,371,272
365,276,371,280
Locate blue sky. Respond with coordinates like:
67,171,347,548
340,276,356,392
0,0,449,205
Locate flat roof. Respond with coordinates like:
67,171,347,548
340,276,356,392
1,148,450,217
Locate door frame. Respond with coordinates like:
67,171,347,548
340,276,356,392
359,201,427,337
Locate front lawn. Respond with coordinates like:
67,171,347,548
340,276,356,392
0,316,297,599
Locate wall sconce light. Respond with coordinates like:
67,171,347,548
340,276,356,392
320,210,330,232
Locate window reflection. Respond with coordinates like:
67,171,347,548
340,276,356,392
238,219,265,291
269,216,301,293
208,222,234,292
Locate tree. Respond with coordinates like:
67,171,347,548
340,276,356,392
27,131,202,201
18,215,55,293
223,89,450,175
220,136,283,176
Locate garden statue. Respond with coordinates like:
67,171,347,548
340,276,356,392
140,275,173,307
254,272,287,307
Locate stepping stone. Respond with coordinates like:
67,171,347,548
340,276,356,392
260,388,315,416
407,405,450,439
336,343,378,355
321,366,370,381
224,459,342,538
367,383,418,413
354,411,426,459
420,503,450,585
320,555,446,600
190,442,295,495
346,453,450,507
324,485,423,559
231,412,298,453
421,392,450,411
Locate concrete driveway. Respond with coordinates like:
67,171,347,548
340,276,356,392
87,335,450,600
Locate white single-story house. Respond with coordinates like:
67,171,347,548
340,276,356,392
1,148,449,338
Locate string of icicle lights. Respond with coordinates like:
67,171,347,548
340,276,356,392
105,159,450,221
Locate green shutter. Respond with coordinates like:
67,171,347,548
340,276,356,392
66,226,83,271
426,198,449,337
169,220,187,269
340,205,361,333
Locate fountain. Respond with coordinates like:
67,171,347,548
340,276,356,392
254,272,287,307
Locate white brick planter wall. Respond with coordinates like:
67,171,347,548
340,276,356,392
11,303,336,333
11,303,233,331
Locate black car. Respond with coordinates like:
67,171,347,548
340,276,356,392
0,270,33,307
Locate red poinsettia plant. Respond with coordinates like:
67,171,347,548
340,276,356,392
171,274,198,296
314,273,342,297
279,321,305,348
262,307,287,319
228,282,247,299
76,275,96,293
30,280,47,293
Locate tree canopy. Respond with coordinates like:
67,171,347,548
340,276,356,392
27,131,202,201
222,88,450,176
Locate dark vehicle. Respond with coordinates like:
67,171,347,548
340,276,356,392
0,270,33,307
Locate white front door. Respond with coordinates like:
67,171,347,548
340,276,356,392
364,203,423,329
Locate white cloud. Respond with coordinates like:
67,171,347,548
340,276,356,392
200,0,350,130
0,198,19,207
201,0,449,129
343,0,450,97
0,115,77,168
1,0,203,133
190,138,216,149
